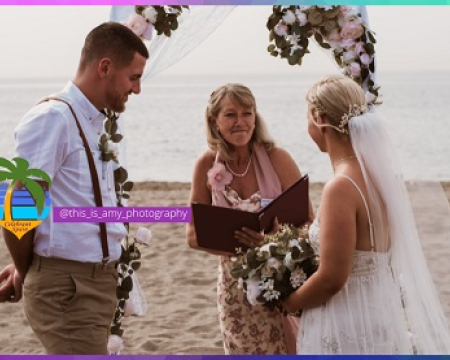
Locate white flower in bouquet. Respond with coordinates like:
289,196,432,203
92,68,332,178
259,242,277,254
282,10,297,25
261,279,281,301
290,44,303,56
365,91,377,105
108,334,124,355
135,226,152,245
143,6,158,23
261,257,283,277
290,268,307,288
246,278,262,306
295,10,308,26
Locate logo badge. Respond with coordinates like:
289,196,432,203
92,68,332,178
0,157,52,240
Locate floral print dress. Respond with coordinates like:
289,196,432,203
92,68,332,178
216,186,289,355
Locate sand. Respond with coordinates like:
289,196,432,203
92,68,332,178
0,181,449,354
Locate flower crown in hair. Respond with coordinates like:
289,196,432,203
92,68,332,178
339,104,369,133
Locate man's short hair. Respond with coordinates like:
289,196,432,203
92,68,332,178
79,22,149,70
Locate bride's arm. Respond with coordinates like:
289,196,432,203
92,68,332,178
284,178,357,312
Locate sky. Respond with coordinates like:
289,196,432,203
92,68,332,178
0,5,449,79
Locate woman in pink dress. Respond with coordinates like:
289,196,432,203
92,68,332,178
186,83,313,354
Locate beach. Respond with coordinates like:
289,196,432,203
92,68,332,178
0,181,450,354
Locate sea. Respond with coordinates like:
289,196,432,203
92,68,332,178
1,71,449,183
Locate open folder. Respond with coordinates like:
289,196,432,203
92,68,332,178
192,174,309,254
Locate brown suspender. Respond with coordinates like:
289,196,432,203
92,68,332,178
40,97,110,265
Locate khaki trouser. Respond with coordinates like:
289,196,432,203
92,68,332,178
23,254,118,354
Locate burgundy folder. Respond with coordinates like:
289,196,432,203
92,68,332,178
192,175,309,254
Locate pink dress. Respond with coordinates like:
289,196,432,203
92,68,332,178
212,144,299,355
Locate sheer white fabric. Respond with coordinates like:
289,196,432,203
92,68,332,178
110,6,236,81
298,114,450,354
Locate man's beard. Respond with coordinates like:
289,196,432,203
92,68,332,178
105,87,127,113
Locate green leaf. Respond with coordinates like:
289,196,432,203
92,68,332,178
367,31,376,44
288,53,300,66
319,42,331,49
314,32,323,44
307,10,323,26
100,134,108,145
122,181,134,192
121,193,130,200
267,44,276,52
111,121,118,135
170,20,179,31
104,119,112,134
111,134,123,143
114,167,128,184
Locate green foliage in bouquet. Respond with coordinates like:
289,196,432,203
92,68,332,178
231,224,319,315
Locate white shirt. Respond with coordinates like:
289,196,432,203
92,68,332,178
15,81,127,262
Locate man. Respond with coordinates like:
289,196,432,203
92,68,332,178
0,22,148,354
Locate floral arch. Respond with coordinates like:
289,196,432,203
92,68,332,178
106,5,378,354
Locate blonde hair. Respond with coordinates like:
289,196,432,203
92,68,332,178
306,75,367,134
205,83,275,160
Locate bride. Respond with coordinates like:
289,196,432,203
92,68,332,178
284,75,450,354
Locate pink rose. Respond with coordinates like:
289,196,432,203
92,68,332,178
354,41,366,55
340,22,365,40
126,14,148,37
349,62,361,77
360,53,372,66
340,38,356,50
207,162,232,191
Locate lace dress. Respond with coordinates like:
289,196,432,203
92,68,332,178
217,186,290,355
297,176,411,354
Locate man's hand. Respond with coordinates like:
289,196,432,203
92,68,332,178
0,264,23,302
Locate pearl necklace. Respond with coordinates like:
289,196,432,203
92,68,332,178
333,155,357,173
225,155,253,178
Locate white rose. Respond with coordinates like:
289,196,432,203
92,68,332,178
343,50,356,63
143,6,158,23
295,10,308,26
135,227,152,245
246,279,262,306
105,140,119,156
259,242,277,254
274,24,288,37
282,10,297,25
126,14,148,37
107,334,124,355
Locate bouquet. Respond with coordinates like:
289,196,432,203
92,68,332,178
230,223,319,315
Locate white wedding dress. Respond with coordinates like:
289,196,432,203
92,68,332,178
297,175,412,354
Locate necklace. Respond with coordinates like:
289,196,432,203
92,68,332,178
333,155,357,173
225,155,253,178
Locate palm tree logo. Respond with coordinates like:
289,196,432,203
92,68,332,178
0,157,52,240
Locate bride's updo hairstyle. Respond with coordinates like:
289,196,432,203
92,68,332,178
306,75,367,135
205,83,274,161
